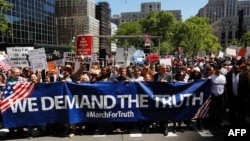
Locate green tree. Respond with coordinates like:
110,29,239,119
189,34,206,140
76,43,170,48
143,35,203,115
140,11,175,44
114,12,221,57
180,17,221,56
0,0,13,34
242,32,250,47
228,38,242,47
115,22,143,48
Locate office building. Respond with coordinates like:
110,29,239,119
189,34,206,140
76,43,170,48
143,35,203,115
198,0,250,47
0,0,55,44
111,2,182,27
96,2,111,54
55,0,100,53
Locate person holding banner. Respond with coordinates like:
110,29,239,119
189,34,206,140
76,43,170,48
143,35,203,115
113,66,131,133
153,64,173,82
143,72,154,82
77,74,90,83
153,64,173,136
132,67,144,82
92,66,114,134
26,73,45,138
97,66,113,82
59,60,87,138
4,67,27,138
172,70,189,132
0,72,6,130
208,65,226,129
113,67,131,82
188,67,203,129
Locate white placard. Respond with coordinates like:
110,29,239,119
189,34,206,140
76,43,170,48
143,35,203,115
160,58,172,66
28,48,48,72
246,47,250,57
115,48,125,67
218,51,224,58
225,48,237,56
63,52,92,71
6,47,34,67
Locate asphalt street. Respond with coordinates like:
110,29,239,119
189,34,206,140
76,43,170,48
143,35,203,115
0,110,249,141
0,119,225,141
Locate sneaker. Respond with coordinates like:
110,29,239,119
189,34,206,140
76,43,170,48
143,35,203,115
68,133,75,138
115,128,124,133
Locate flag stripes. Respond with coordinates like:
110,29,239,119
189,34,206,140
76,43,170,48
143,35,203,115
192,95,211,119
0,83,36,113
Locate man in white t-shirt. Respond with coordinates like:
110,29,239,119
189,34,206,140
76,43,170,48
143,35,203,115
209,65,226,128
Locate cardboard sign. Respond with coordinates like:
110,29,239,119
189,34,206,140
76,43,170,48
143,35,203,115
28,48,48,72
238,48,246,57
6,47,34,67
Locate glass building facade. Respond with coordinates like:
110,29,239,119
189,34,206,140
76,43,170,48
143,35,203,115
0,0,55,44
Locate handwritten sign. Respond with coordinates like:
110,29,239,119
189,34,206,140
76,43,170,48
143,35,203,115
6,47,34,67
28,48,48,72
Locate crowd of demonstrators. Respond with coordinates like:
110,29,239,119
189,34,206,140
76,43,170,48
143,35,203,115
0,55,250,139
172,70,188,132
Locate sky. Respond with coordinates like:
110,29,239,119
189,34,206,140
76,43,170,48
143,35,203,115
95,0,209,20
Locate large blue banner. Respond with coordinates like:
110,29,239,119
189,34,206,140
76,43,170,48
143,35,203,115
0,80,211,128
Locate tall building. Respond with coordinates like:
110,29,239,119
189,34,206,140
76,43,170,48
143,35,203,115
211,16,250,47
111,22,118,53
0,0,55,44
96,2,111,54
198,0,250,47
55,0,99,53
111,2,182,27
197,0,241,24
141,2,161,12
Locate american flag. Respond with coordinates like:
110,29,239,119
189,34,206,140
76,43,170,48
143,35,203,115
192,95,211,119
0,82,36,113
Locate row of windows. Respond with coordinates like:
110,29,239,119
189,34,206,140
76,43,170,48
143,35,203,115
56,0,87,7
7,12,54,22
8,38,54,44
7,3,54,15
9,0,55,6
12,31,54,37
12,23,54,29
0,0,55,44
2,35,54,44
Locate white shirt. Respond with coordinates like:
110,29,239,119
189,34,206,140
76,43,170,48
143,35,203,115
210,74,226,96
132,76,144,82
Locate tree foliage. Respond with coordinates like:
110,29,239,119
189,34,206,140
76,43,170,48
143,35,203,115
114,22,143,48
242,31,250,47
179,17,218,56
115,11,221,57
0,0,13,34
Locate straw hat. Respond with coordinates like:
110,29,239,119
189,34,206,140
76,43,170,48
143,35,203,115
62,64,73,73
89,69,99,75
192,67,200,72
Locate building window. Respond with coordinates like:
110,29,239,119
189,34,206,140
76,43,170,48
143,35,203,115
221,31,225,39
